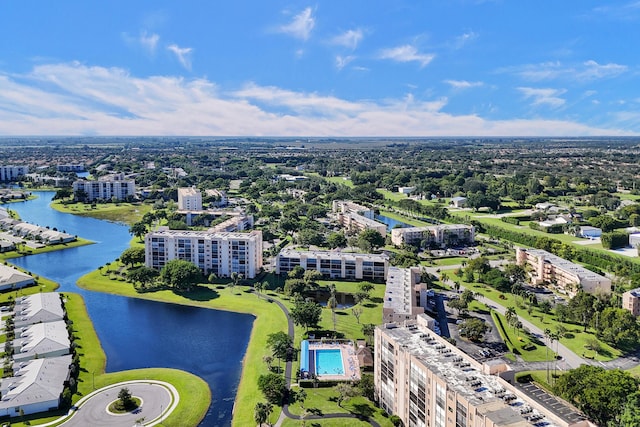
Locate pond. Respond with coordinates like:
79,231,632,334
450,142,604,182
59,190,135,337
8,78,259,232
8,192,253,426
375,213,412,231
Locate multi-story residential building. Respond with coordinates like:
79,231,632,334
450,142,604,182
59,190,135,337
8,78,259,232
0,166,29,182
206,189,229,207
72,173,136,202
515,247,611,297
383,267,429,323
276,249,389,281
391,224,475,248
622,287,640,316
178,187,203,210
145,227,263,278
338,212,387,237
375,317,594,427
332,200,374,219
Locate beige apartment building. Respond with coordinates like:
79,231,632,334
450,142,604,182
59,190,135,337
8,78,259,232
177,187,203,210
275,249,389,281
375,318,594,427
145,227,263,278
622,287,640,316
515,247,611,297
72,173,136,201
391,224,475,248
383,267,429,323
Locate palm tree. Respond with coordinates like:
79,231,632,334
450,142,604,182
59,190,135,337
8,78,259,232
262,355,273,371
229,272,242,293
254,402,273,426
327,294,338,332
544,328,553,383
505,307,517,324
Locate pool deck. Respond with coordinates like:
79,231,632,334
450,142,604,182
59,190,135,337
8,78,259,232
308,341,361,381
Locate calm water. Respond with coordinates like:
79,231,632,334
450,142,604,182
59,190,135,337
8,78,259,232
375,213,411,231
9,192,253,427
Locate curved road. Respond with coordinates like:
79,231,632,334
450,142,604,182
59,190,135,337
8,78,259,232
268,296,380,427
57,381,177,427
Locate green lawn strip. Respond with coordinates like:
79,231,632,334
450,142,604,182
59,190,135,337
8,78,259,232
0,238,94,261
50,200,152,224
491,312,549,362
325,177,354,187
627,364,640,378
77,270,289,427
376,189,408,202
286,387,392,426
378,210,431,227
467,282,620,361
281,417,372,426
431,257,466,267
515,370,555,393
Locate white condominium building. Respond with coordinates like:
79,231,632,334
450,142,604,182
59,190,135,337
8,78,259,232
375,318,594,427
145,227,263,278
178,187,203,210
73,173,136,201
0,166,29,182
383,267,428,323
276,248,389,281
391,224,475,248
515,247,611,297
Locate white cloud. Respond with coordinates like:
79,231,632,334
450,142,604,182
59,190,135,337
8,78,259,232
331,29,364,50
518,87,567,108
453,31,478,49
0,62,632,137
445,80,483,90
139,31,160,55
278,7,315,41
505,60,627,82
335,55,355,70
378,45,434,67
167,44,193,70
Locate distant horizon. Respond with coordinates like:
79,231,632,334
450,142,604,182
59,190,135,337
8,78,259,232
1,2,639,136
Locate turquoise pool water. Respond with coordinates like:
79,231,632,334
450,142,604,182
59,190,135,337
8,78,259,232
315,349,344,375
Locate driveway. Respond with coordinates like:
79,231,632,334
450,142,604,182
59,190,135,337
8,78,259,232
59,381,177,427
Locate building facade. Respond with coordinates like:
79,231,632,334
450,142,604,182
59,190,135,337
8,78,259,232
178,187,203,210
0,166,29,182
337,212,387,237
383,267,428,323
515,247,611,296
391,224,475,248
276,249,389,281
73,174,136,201
145,228,263,278
623,288,640,316
375,318,594,427
332,200,375,219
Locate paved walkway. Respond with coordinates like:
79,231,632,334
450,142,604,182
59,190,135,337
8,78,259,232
40,380,179,427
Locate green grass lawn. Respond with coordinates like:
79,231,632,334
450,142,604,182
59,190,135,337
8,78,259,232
51,200,152,224
285,386,392,427
325,177,354,188
376,189,408,202
492,312,550,362
466,281,620,361
0,238,94,261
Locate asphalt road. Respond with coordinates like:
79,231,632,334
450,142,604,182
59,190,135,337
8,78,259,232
60,382,173,427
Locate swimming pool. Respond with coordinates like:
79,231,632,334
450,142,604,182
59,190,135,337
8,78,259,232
315,349,345,376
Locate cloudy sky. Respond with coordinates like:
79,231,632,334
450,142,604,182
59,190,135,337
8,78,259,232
1,1,639,136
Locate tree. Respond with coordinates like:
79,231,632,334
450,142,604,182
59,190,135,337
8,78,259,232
229,272,243,292
254,401,273,426
117,387,134,410
554,365,639,426
267,331,293,364
352,307,363,324
334,382,357,407
327,294,338,332
159,259,203,292
120,247,146,268
362,323,375,345
448,298,468,316
460,318,488,341
129,222,148,242
619,391,640,427
257,373,287,405
303,269,323,289
356,229,385,252
290,300,322,332
460,289,475,305
127,266,159,289
358,374,376,401
326,232,347,249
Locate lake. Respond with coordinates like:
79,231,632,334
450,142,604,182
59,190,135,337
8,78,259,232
375,213,411,231
8,192,253,426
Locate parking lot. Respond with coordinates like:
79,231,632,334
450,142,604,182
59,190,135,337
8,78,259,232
515,381,586,424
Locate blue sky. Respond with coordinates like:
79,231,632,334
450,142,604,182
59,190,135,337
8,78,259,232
1,1,639,136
